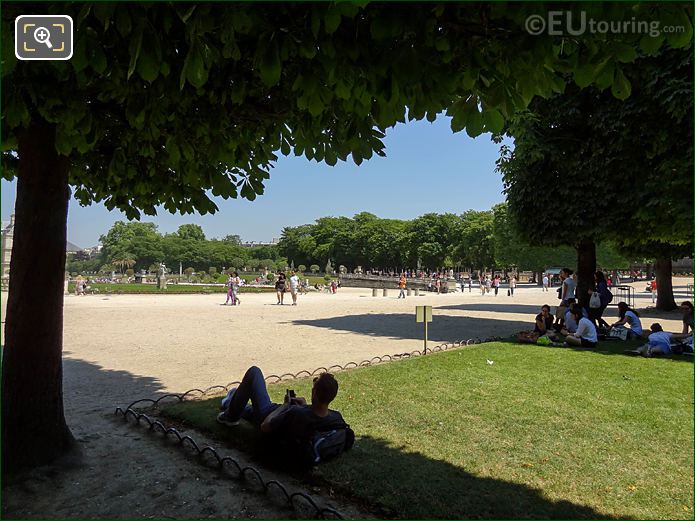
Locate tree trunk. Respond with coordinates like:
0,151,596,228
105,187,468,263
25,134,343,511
575,239,596,308
2,121,75,474
655,257,677,311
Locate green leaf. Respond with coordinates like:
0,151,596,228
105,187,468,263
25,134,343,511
324,7,341,34
465,106,483,138
311,10,321,37
116,8,132,37
594,60,614,90
307,93,324,117
71,36,88,73
611,67,631,100
166,136,181,164
612,43,637,64
89,44,107,74
55,130,73,156
258,41,281,87
6,97,30,128
483,108,504,134
93,4,115,29
325,148,338,166
462,69,478,90
137,35,161,82
662,7,693,48
639,34,665,55
178,5,197,23
185,44,208,88
127,22,144,80
573,64,594,88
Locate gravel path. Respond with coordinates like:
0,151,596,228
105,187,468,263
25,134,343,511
2,280,689,518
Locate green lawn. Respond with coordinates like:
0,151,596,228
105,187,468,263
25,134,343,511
158,341,694,519
68,282,274,294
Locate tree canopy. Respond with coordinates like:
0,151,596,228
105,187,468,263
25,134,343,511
4,3,692,216
496,45,693,306
2,1,692,473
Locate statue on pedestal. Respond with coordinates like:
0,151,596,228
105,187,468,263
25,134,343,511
157,262,167,289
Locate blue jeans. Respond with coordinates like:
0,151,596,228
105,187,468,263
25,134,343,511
223,366,280,424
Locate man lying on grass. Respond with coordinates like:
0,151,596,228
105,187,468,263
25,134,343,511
217,366,353,466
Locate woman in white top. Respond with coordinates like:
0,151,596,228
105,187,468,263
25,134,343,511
611,302,643,339
560,268,576,305
565,307,598,348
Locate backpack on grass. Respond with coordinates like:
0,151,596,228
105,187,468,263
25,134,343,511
262,421,355,470
307,425,355,464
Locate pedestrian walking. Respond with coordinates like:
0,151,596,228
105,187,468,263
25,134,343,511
289,271,300,305
542,274,549,292
275,272,286,305
398,274,407,299
509,276,516,297
651,279,657,304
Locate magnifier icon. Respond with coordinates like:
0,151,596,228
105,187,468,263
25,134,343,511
33,26,53,49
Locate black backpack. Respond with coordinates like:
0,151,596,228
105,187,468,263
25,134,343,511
306,424,355,465
262,421,355,470
605,289,613,303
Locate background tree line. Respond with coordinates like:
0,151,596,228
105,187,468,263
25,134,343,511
277,205,635,274
67,222,287,276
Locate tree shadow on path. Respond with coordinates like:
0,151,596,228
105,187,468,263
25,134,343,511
437,302,550,315
291,313,531,343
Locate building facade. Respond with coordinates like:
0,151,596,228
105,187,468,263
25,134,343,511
1,214,15,288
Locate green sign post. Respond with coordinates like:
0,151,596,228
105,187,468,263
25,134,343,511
415,305,433,354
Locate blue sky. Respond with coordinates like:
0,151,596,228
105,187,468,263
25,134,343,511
1,116,510,248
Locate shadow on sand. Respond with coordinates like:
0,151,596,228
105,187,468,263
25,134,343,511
437,302,553,315
291,313,531,343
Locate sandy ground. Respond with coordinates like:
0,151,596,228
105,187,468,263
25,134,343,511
2,279,692,519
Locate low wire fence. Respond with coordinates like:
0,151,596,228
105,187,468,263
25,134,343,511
114,336,497,519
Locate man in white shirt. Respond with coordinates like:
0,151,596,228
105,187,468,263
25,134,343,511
542,274,549,292
289,271,300,306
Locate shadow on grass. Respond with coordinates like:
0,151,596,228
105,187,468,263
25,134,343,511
160,398,615,519
528,339,694,363
319,434,618,520
291,313,531,343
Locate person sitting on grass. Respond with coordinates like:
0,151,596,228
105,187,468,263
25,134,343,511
677,301,694,337
564,307,598,348
562,303,588,335
534,305,555,335
218,366,346,433
610,302,643,339
217,366,352,467
627,323,672,357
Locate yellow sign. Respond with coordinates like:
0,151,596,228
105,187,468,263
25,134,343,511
415,305,432,323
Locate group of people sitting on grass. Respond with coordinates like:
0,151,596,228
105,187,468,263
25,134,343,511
534,293,694,356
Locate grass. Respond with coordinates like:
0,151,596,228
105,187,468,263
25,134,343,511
158,340,693,519
68,282,274,294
